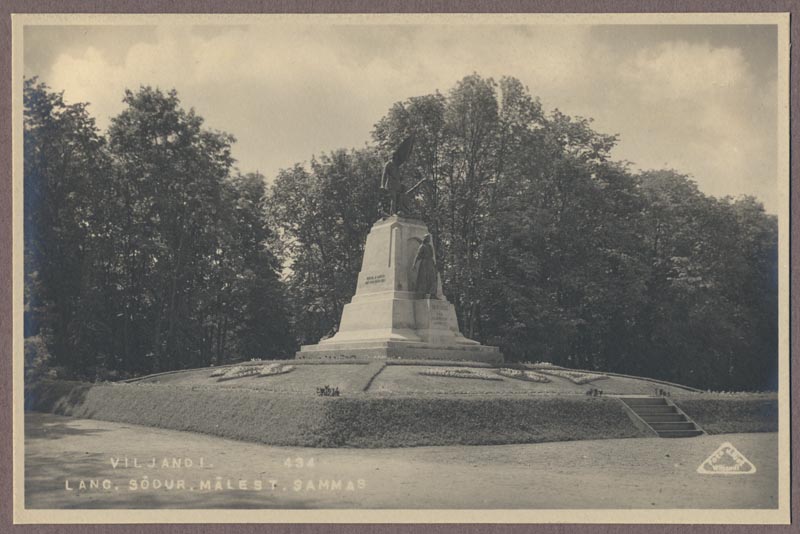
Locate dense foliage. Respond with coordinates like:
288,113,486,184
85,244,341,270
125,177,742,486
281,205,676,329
24,74,778,390
24,79,294,379
270,74,778,391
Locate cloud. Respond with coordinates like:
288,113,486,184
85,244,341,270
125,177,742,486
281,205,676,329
609,40,776,210
29,24,779,213
39,25,595,175
620,41,749,101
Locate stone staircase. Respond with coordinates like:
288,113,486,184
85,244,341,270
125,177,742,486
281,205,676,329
619,397,704,438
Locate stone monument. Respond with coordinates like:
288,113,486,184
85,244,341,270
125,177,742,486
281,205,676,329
296,138,502,363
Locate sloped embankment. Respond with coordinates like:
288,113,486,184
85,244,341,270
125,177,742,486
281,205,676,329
673,394,778,434
26,380,642,447
26,379,777,448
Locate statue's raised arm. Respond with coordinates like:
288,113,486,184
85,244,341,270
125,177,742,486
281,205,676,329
380,135,415,216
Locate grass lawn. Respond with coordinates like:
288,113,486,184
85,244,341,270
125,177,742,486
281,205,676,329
23,363,777,448
370,365,695,396
134,361,385,394
132,360,697,396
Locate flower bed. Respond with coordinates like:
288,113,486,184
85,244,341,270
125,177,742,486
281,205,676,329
217,365,261,381
211,363,295,381
496,368,551,383
259,363,294,377
419,367,503,381
538,369,608,385
387,359,494,368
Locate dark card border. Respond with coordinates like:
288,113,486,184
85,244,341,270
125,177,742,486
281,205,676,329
1,1,797,532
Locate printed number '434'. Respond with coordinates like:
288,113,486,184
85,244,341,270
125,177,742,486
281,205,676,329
284,457,315,468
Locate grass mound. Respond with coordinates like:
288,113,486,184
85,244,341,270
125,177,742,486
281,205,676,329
25,374,777,448
322,395,642,446
368,365,690,395
131,361,385,394
26,380,643,447
26,380,332,447
127,360,701,396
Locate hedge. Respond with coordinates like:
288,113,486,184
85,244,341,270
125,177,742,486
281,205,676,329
26,381,778,447
674,394,778,434
26,380,641,447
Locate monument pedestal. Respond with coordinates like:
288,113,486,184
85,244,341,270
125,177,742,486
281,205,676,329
296,215,503,363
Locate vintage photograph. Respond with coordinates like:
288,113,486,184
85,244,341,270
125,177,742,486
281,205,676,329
11,12,790,524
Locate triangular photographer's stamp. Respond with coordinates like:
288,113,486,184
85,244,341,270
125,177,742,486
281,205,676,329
697,442,756,475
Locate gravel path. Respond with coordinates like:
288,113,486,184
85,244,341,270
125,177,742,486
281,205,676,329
25,412,777,509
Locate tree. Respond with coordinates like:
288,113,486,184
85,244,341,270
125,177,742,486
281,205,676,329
373,75,505,339
626,170,778,390
23,78,111,375
221,172,295,359
24,83,295,378
367,74,778,390
24,74,779,391
105,87,237,371
267,149,382,345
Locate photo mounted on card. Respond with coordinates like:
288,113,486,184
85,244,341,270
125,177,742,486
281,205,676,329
10,10,791,525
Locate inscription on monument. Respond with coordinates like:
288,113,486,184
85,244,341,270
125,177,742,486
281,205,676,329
364,274,387,286
428,301,450,329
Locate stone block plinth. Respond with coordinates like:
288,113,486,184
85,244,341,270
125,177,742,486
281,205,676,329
296,215,503,363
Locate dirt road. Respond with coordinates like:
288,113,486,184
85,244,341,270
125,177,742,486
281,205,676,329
24,413,777,509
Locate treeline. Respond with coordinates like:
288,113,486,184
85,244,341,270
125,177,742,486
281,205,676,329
24,74,778,391
269,75,778,391
24,79,294,379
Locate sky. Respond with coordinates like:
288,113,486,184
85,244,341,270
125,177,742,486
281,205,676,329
23,21,780,213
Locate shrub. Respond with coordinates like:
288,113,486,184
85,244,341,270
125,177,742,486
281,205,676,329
24,336,56,383
317,385,340,397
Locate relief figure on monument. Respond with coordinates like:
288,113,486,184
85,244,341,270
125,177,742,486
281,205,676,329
412,234,438,299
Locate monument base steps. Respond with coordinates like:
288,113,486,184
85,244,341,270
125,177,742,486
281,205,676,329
619,397,705,438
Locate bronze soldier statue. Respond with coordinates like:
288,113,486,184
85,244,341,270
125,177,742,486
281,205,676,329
380,136,414,216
